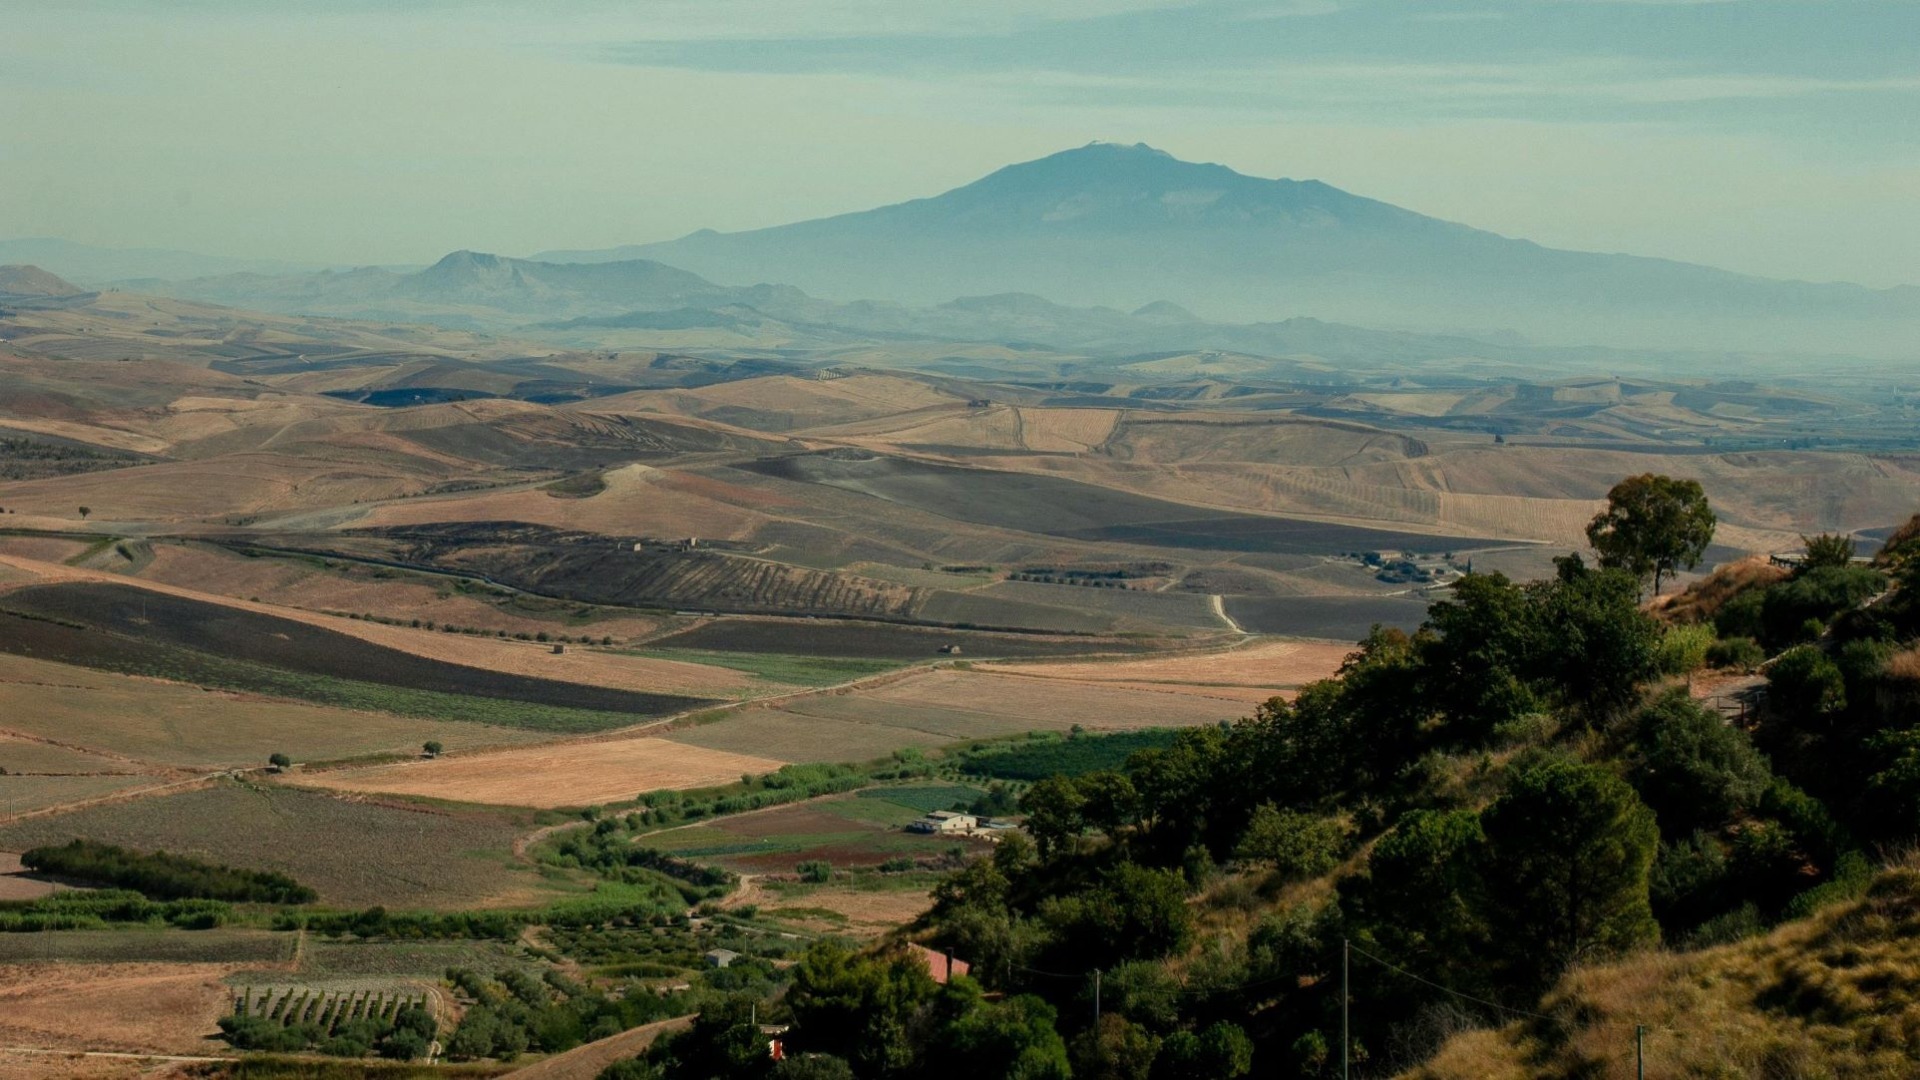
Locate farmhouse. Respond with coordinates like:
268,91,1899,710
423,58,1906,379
908,943,971,985
908,810,977,834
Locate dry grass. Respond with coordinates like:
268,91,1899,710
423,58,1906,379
136,544,668,643
293,737,786,808
1655,555,1790,625
1406,861,1920,1079
0,962,244,1056
976,639,1353,701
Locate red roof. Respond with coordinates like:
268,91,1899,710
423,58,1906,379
909,943,970,984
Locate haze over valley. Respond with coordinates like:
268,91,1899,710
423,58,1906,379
5,3,1920,1077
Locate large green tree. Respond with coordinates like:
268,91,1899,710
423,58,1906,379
1586,473,1717,595
1477,756,1661,989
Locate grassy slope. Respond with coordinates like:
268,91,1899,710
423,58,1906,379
1409,860,1920,1079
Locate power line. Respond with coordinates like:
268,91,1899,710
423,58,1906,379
1347,943,1560,1024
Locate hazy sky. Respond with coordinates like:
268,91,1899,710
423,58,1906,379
6,0,1917,286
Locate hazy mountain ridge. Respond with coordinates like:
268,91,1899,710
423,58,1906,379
551,143,1919,356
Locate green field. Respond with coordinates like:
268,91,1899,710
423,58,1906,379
855,784,987,814
955,729,1183,781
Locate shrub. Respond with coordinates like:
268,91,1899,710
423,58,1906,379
1705,636,1765,672
1768,646,1847,720
797,860,833,884
1655,623,1716,675
1232,805,1348,880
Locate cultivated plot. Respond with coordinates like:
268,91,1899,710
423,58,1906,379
0,782,543,909
293,737,786,809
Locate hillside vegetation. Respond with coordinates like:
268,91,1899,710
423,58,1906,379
590,493,1920,1080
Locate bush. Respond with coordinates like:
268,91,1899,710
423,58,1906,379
1759,565,1884,648
797,860,834,884
1705,636,1766,672
1768,646,1847,720
1656,623,1716,675
1232,805,1348,880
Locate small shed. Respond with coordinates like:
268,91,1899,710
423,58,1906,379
705,948,740,969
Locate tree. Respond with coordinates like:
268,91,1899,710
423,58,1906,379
423,741,443,757
1070,1015,1160,1080
77,506,90,519
930,993,1071,1080
1233,804,1346,880
784,942,937,1076
1586,473,1716,594
1627,689,1771,836
1800,533,1857,572
268,752,291,769
1151,1022,1253,1079
1477,756,1660,988
1019,776,1087,858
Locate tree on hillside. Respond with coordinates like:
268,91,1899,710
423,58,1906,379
1586,474,1716,594
1628,689,1772,837
1477,755,1660,989
268,752,291,770
422,741,443,758
1801,533,1857,572
77,506,90,519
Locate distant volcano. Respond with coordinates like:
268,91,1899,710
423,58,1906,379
538,142,1919,356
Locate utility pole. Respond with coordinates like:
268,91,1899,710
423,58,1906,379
1636,1025,1645,1080
1092,968,1101,1026
1342,938,1350,1080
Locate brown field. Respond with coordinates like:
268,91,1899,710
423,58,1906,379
0,962,242,1056
828,668,1252,732
0,534,92,564
361,465,770,540
0,652,543,770
668,665,1248,763
0,734,139,776
977,638,1356,701
0,774,162,817
0,852,72,901
294,737,787,808
134,544,670,644
666,707,952,762
736,876,938,938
